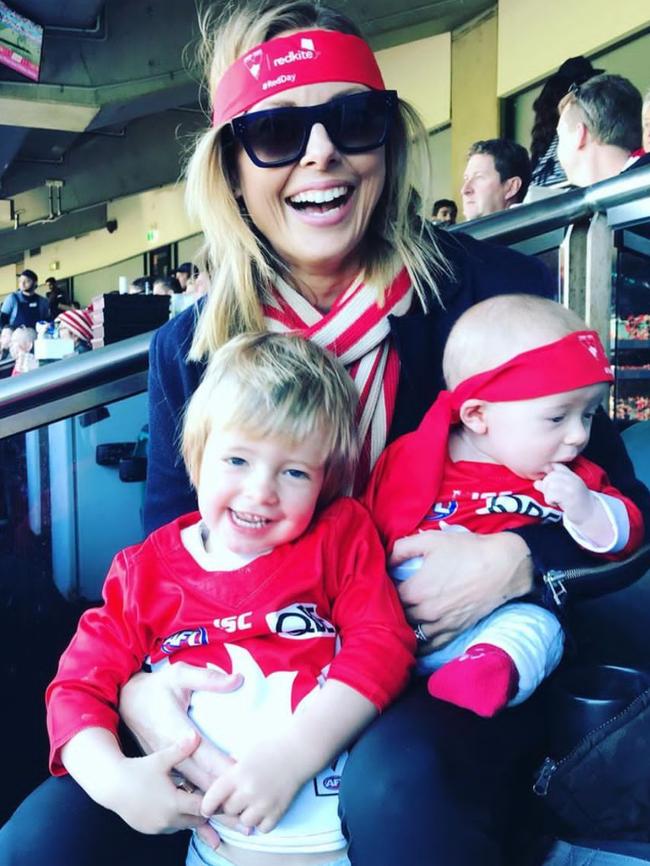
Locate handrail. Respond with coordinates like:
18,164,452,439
1,164,649,437
450,164,650,244
0,331,152,436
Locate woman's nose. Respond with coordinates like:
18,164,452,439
300,122,338,168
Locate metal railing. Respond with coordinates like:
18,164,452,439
0,330,151,437
1,164,649,438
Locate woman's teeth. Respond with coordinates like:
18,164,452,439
288,186,351,210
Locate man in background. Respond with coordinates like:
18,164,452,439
557,74,649,186
174,262,197,292
0,270,50,329
460,139,531,221
432,199,457,226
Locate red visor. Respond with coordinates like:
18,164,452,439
213,29,386,128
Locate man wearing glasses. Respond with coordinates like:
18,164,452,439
557,73,650,187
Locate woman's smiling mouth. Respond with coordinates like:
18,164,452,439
286,184,354,215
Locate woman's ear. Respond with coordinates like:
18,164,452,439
459,399,489,434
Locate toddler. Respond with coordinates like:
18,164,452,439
46,332,414,866
364,294,643,717
9,325,37,375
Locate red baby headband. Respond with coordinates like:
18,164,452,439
363,330,613,550
212,29,386,128
447,329,613,420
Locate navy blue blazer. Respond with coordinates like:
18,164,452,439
144,228,650,602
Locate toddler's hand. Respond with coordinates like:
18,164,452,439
534,463,595,526
201,738,306,834
105,733,208,835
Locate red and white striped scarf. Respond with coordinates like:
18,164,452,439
263,268,413,491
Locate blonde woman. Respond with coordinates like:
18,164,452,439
3,2,648,865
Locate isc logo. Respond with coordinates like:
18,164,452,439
266,603,335,640
213,612,253,633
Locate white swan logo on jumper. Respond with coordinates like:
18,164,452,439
266,602,336,639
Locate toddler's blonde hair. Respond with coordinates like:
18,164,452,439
182,332,359,507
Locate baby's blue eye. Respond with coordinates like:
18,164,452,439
285,468,309,480
225,456,246,466
549,416,565,424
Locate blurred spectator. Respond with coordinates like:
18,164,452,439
529,56,603,190
1,270,50,328
128,276,151,295
642,89,650,153
461,139,531,220
1,326,12,361
10,326,38,375
186,270,210,297
45,277,73,319
432,199,457,226
169,271,207,317
55,309,93,354
174,262,198,291
152,276,182,296
557,74,647,186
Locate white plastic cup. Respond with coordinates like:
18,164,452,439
118,276,128,295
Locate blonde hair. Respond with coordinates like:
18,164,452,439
184,0,446,361
443,295,588,389
182,332,359,507
10,326,36,350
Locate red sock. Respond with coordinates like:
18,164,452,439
427,643,519,718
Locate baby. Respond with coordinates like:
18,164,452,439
364,294,643,717
46,332,414,866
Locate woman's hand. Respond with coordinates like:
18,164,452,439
62,728,219,843
105,734,210,835
119,663,242,793
391,531,533,649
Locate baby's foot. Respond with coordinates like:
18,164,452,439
427,643,519,717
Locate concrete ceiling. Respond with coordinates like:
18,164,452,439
0,0,492,264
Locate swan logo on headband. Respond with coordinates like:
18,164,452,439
579,332,612,372
244,49,264,80
243,37,318,82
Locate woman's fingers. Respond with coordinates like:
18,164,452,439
195,821,223,849
395,531,532,642
175,739,236,794
390,532,438,566
167,662,244,698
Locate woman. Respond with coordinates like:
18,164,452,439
2,3,649,865
529,56,602,189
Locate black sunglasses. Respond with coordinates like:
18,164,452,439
229,90,398,168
